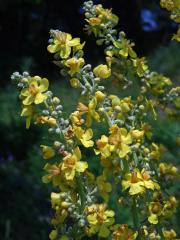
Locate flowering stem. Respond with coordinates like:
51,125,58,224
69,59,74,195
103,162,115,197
103,111,112,127
132,197,139,232
157,223,164,239
76,173,86,211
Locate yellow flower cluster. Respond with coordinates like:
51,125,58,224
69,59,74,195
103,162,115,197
85,3,119,36
85,203,114,237
148,194,178,225
12,0,180,239
160,0,180,42
19,76,49,128
112,224,137,240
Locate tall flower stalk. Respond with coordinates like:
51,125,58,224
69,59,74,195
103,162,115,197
12,1,180,239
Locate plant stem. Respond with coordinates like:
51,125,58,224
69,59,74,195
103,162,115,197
76,173,86,211
132,197,139,231
103,111,112,127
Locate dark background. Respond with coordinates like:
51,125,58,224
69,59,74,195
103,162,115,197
0,0,177,86
0,0,180,239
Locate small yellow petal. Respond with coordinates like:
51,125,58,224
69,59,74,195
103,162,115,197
148,214,158,224
39,78,49,92
23,95,34,105
34,93,47,104
76,161,88,172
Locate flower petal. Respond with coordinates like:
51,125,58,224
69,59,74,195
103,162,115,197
65,169,75,180
119,143,130,158
60,45,71,59
81,139,94,148
39,78,49,92
76,161,88,172
21,89,29,97
68,38,80,47
84,128,93,140
129,182,144,195
47,44,59,53
34,93,47,104
74,147,81,161
23,95,34,105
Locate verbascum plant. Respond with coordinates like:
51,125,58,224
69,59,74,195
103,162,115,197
12,1,180,239
160,0,180,42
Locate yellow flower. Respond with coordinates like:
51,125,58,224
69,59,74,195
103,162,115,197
73,126,94,148
150,143,161,161
47,31,81,59
160,0,175,11
70,111,84,126
65,57,85,76
93,64,111,79
50,192,69,224
122,169,160,195
147,73,172,95
95,135,114,158
113,38,137,58
61,147,88,180
73,41,85,53
112,224,138,240
148,202,162,224
109,125,132,158
159,163,178,175
70,78,80,88
86,203,114,238
95,4,119,25
132,57,148,77
163,196,178,218
36,116,57,126
40,145,55,160
172,28,180,42
131,129,144,140
60,236,69,240
96,175,112,201
77,98,100,126
163,229,177,240
87,17,101,26
21,105,33,129
95,91,106,102
42,163,61,186
49,230,58,240
109,95,121,107
20,76,49,105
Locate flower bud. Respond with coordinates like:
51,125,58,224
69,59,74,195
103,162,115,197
70,78,80,88
46,91,53,98
78,219,86,227
56,128,61,134
54,141,61,149
131,130,144,140
95,91,106,102
40,145,55,160
139,105,145,110
93,64,111,79
51,111,58,117
42,110,49,116
49,230,58,240
52,97,60,105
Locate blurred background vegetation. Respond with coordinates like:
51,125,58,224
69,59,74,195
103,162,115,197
0,0,179,239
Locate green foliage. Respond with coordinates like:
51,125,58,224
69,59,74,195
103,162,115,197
148,42,180,79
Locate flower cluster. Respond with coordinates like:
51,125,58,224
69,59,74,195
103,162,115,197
12,1,180,239
160,0,180,42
